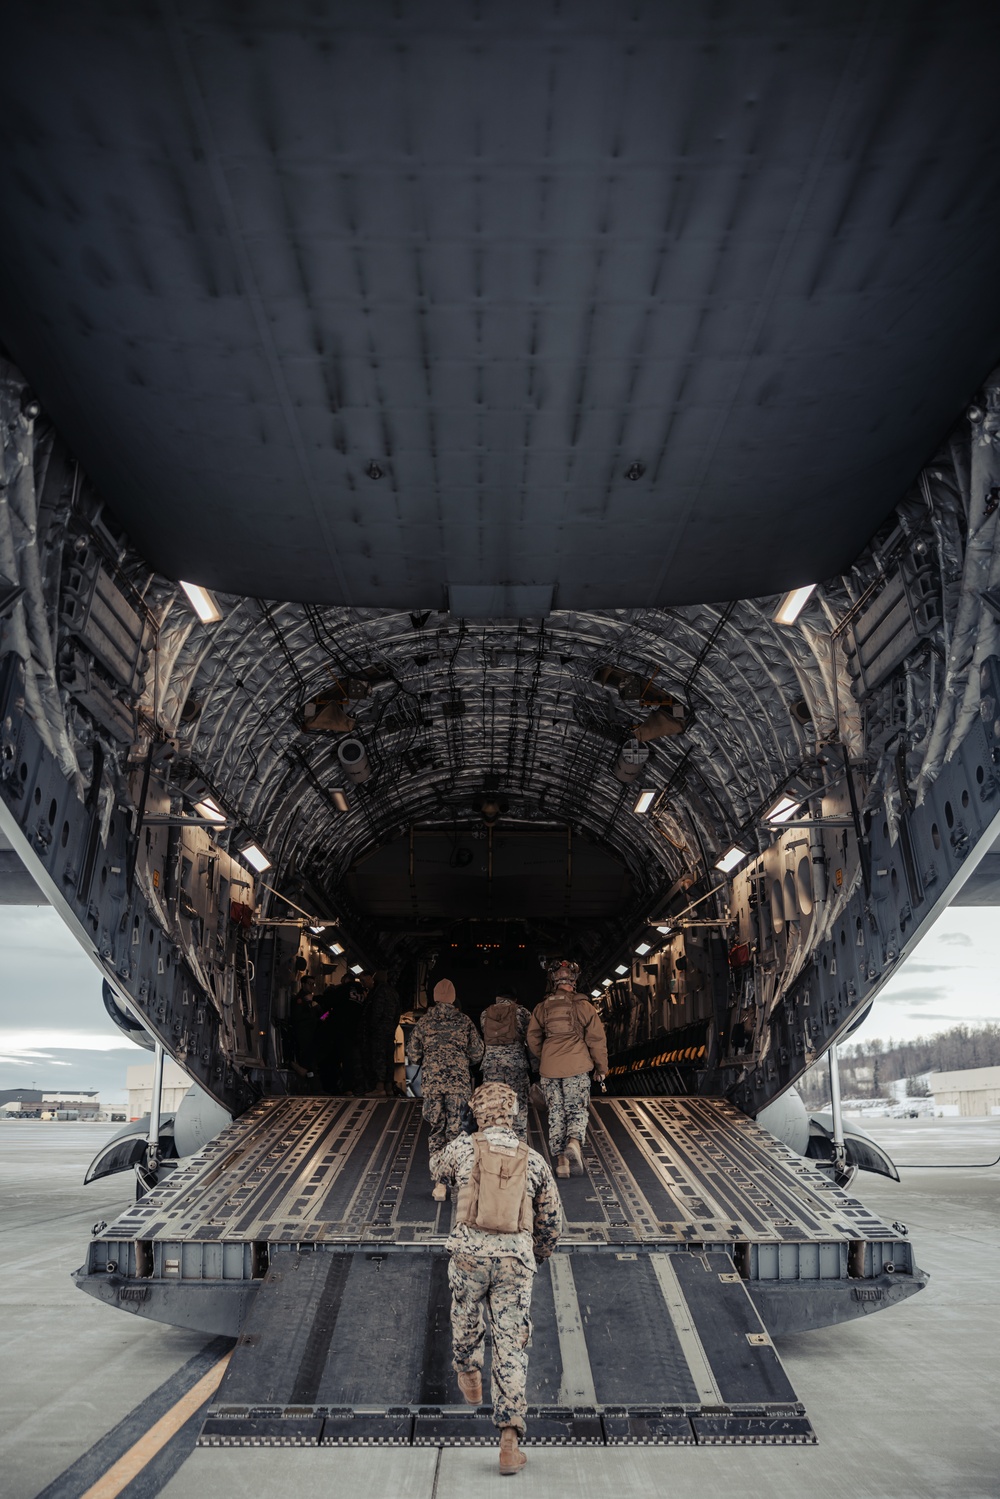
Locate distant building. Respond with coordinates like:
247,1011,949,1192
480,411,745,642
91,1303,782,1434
928,1066,1000,1117
0,1088,43,1116
1,1088,101,1118
127,1060,192,1119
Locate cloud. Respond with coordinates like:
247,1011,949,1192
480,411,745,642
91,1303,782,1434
0,1030,141,1053
893,961,973,975
871,986,950,1007
901,1012,987,1024
938,931,974,947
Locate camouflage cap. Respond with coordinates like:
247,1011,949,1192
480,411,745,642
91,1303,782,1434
469,1081,519,1125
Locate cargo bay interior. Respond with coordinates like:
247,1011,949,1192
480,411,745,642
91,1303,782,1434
2,0,1000,1458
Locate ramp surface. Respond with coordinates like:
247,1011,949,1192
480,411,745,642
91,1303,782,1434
99,1094,893,1248
199,1245,814,1448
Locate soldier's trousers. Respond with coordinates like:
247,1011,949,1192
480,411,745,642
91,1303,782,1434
481,1049,530,1138
423,1093,467,1158
448,1252,534,1433
540,1073,591,1156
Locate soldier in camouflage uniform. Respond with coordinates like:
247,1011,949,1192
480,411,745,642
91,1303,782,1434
431,1081,562,1476
406,978,484,1197
479,990,534,1138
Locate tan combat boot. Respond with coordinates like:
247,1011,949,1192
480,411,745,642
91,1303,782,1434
499,1427,527,1475
457,1369,482,1405
432,1181,448,1201
555,1153,570,1178
565,1137,584,1175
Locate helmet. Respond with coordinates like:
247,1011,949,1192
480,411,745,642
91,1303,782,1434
545,957,580,991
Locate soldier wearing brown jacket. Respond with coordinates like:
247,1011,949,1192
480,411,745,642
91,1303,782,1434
526,959,608,1178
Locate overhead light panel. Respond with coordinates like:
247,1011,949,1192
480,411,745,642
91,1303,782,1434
194,796,226,825
330,789,350,813
350,963,364,975
179,581,223,624
329,942,344,955
239,842,271,873
656,924,673,935
309,924,325,934
715,845,748,874
635,942,652,956
591,989,602,999
633,789,655,815
773,584,817,627
615,963,629,975
602,978,612,987
765,794,800,825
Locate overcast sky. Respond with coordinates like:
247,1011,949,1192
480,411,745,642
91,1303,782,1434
0,906,144,1105
1,901,998,1106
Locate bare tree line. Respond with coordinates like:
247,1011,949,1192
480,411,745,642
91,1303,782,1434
796,1023,1000,1106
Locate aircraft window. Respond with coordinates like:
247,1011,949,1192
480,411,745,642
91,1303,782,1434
944,801,954,828
931,823,941,849
48,798,57,825
961,789,969,808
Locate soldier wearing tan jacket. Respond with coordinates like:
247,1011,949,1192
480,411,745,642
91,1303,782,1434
526,959,608,1178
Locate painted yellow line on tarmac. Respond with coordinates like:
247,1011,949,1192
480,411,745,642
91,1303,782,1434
78,1352,232,1499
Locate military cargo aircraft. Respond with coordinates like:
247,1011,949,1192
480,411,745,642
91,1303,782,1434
1,1,999,1448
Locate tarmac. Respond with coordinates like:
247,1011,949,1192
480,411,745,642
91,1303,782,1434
0,1114,997,1499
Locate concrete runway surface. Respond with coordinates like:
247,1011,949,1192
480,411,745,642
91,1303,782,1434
0,1115,996,1499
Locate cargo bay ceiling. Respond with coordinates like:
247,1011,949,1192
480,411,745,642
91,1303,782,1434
2,2,1000,612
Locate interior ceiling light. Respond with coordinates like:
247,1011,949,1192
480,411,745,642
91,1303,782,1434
179,580,223,624
615,963,629,975
602,978,613,987
194,796,226,824
715,845,748,874
633,789,656,815
656,924,673,935
765,794,800,825
773,584,817,626
330,789,349,813
635,941,652,955
350,963,364,975
309,924,325,934
329,942,344,955
239,842,271,873
591,989,602,998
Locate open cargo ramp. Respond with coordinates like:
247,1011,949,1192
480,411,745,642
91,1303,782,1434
198,1243,814,1447
75,1095,927,1445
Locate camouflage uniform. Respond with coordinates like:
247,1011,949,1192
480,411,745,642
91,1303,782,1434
480,1001,534,1138
431,1123,562,1434
540,1073,592,1156
407,1003,484,1155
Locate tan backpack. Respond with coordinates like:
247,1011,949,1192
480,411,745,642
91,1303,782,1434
482,1001,519,1045
541,993,587,1045
456,1135,533,1234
